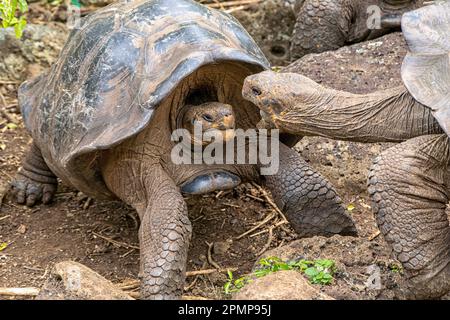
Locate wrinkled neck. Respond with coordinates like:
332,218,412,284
275,85,442,143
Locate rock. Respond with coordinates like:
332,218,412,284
0,23,68,83
213,240,232,255
256,236,400,300
259,236,379,268
36,261,133,300
233,270,333,300
284,32,407,93
17,224,27,234
233,0,296,66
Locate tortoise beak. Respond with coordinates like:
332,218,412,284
222,113,235,129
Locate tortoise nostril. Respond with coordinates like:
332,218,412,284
251,87,262,96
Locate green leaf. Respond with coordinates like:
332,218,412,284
304,267,319,278
223,282,231,295
0,242,8,251
13,17,25,38
18,0,27,13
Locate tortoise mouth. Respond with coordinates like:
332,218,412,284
191,128,236,146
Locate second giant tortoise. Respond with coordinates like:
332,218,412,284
243,2,450,298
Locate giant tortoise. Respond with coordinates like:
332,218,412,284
243,1,450,298
9,0,356,299
291,0,423,59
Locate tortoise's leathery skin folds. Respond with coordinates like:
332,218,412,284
368,134,450,298
243,71,443,143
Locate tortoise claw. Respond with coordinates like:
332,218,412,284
10,173,57,207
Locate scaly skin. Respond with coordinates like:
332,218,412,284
264,143,357,237
368,134,450,299
291,0,423,60
10,143,57,206
139,166,192,299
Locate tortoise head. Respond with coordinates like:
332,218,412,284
179,102,236,146
242,70,325,126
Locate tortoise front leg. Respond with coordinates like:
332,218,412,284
262,143,357,238
290,0,353,60
138,168,192,299
368,134,450,299
10,142,57,206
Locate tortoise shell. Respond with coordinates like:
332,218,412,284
18,0,269,197
401,1,450,135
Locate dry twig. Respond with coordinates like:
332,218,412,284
257,226,274,256
236,212,275,240
92,232,140,250
252,182,288,222
0,287,40,296
0,92,13,123
206,241,221,269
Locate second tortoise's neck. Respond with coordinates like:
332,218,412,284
274,85,443,143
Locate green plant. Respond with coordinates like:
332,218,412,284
388,263,402,273
0,0,28,38
297,259,336,285
223,270,252,295
223,256,337,295
257,257,336,285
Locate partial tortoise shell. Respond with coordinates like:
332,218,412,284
401,1,450,135
18,0,269,198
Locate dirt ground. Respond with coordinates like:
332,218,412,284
0,1,447,300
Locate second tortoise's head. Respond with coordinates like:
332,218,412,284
242,70,326,126
179,102,236,146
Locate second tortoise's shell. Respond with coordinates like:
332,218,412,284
19,0,269,197
401,1,450,135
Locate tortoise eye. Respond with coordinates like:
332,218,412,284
251,87,262,96
202,114,213,122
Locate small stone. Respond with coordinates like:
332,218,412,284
17,224,27,234
213,240,232,255
36,261,133,300
233,271,334,300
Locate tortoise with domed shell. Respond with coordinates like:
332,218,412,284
9,0,356,299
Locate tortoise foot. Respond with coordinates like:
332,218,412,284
397,261,450,299
10,172,57,207
10,143,57,207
